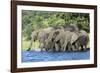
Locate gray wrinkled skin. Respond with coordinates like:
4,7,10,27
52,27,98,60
45,29,62,52
27,24,89,52
27,27,53,51
70,30,89,51
76,30,89,51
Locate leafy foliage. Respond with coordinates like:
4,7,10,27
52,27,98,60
22,10,89,40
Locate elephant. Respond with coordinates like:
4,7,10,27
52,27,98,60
70,30,89,51
27,30,38,51
54,24,80,52
69,31,80,51
27,27,53,51
74,30,89,51
27,24,89,52
53,30,73,52
45,28,79,52
53,30,87,52
60,24,88,52
44,29,62,52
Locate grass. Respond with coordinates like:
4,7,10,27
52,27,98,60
22,38,40,50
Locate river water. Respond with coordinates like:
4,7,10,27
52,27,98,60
22,49,90,62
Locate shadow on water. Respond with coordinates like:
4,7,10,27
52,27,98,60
22,48,90,62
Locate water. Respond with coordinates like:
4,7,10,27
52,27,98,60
22,49,90,62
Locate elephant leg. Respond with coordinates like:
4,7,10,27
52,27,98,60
82,45,87,51
78,46,82,51
55,43,60,52
62,42,67,52
27,38,33,51
80,45,84,51
72,44,78,51
71,45,75,51
67,43,71,51
75,42,79,51
39,43,45,51
72,42,80,51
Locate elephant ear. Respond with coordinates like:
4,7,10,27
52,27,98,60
70,32,79,44
54,30,64,42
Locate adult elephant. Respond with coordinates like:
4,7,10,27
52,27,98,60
44,24,80,52
46,29,78,52
45,28,62,52
70,30,89,51
27,30,38,51
70,31,80,51
53,30,73,52
54,30,84,52
74,30,89,51
62,24,88,52
27,27,53,51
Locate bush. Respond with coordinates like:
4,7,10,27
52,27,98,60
22,10,89,40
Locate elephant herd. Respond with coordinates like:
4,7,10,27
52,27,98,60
27,24,89,52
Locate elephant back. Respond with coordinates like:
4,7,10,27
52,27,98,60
79,30,88,36
64,24,79,32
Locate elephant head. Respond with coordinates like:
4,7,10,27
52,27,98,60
27,27,54,51
27,30,39,51
53,29,72,52
45,29,61,52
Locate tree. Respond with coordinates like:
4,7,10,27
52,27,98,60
22,10,89,40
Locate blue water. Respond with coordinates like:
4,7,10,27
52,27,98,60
22,50,90,62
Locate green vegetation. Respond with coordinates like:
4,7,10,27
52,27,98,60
22,39,39,50
22,10,90,40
